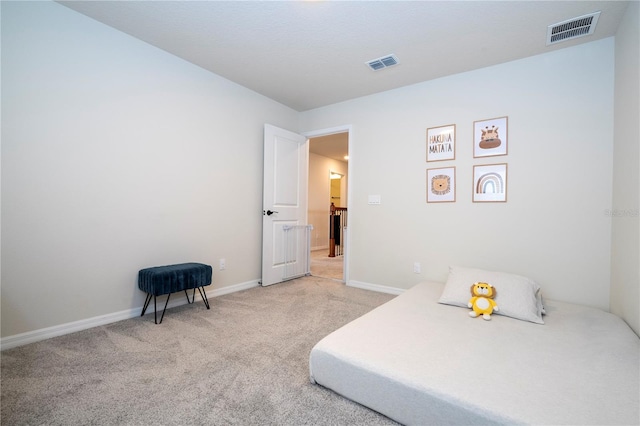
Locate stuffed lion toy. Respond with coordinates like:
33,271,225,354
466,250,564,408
468,282,498,320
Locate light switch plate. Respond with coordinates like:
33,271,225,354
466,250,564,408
368,195,381,205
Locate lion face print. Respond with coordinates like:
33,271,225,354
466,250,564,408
431,175,450,195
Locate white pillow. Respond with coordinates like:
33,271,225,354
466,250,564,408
438,266,545,324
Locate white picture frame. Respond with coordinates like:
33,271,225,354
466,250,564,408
427,167,456,203
473,163,507,202
473,116,508,158
427,124,456,162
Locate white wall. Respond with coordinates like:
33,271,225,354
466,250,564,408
308,152,348,250
611,1,639,336
1,2,298,337
301,38,615,310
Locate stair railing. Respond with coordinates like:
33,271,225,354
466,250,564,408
329,203,347,257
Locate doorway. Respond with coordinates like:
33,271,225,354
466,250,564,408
307,130,349,281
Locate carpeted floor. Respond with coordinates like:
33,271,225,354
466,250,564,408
1,276,398,425
310,249,343,281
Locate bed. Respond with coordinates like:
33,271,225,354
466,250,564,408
309,271,640,425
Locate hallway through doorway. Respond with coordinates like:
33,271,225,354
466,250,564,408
310,249,343,281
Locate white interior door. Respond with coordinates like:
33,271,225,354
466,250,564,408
261,124,308,286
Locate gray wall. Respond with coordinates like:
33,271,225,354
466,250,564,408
300,39,616,311
611,1,639,336
1,1,298,337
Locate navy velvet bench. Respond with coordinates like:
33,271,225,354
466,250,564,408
138,263,212,324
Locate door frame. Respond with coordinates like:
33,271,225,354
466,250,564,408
303,125,352,284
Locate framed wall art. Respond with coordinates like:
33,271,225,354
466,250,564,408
426,124,455,162
427,166,456,203
473,116,507,158
473,163,507,202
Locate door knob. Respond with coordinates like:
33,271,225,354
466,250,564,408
265,210,278,216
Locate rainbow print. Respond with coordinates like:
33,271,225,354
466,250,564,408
475,172,504,194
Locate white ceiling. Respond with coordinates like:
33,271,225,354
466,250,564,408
58,1,629,113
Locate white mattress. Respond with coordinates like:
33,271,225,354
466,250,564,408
309,281,640,425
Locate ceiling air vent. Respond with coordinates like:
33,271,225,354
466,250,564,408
366,54,399,71
547,11,600,45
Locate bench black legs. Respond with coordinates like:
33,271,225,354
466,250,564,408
141,293,153,321
140,292,171,324
185,286,210,309
194,286,210,309
140,286,210,324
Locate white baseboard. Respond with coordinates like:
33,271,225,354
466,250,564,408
347,280,406,295
0,279,260,351
208,279,260,297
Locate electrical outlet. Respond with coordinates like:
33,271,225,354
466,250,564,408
219,258,226,270
368,195,381,205
413,262,421,274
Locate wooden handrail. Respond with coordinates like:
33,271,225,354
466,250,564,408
330,203,348,214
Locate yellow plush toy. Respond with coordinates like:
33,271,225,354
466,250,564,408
468,282,499,320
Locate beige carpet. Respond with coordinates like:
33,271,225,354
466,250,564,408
310,249,343,281
1,276,398,425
